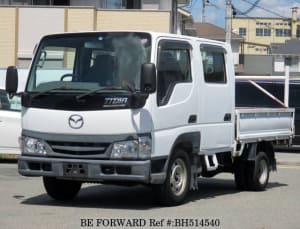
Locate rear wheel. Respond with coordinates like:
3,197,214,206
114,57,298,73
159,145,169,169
43,176,82,201
154,149,191,206
234,151,270,191
247,151,270,191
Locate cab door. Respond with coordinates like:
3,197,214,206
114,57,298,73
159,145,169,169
198,44,234,153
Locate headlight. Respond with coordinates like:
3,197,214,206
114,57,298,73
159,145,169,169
22,137,46,155
111,135,152,159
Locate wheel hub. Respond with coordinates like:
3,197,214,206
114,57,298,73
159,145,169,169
258,159,268,184
170,158,187,196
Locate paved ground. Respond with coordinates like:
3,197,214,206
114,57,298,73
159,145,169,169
0,152,299,229
276,151,300,167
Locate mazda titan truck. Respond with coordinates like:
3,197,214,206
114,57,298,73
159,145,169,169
5,31,294,205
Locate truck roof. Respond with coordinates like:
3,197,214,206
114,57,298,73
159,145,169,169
39,30,228,47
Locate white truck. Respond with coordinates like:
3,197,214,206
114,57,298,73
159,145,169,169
5,31,294,205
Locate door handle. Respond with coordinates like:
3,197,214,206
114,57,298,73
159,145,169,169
224,113,231,121
188,115,197,123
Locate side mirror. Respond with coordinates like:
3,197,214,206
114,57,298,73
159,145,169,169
140,63,156,94
6,66,18,97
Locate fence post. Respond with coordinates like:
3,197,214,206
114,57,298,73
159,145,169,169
284,66,290,107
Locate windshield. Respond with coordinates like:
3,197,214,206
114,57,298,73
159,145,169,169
27,32,151,93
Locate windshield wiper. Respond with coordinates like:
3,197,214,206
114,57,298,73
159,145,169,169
31,86,83,99
76,86,124,100
76,81,136,100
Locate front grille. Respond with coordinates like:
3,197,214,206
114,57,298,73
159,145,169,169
47,141,110,156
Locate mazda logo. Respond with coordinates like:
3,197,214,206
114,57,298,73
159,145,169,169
68,115,84,129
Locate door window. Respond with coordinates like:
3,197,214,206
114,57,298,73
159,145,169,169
201,45,227,84
157,40,192,106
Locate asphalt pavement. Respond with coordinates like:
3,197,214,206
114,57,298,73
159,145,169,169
275,151,300,167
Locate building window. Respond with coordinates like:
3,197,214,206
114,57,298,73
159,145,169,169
285,57,299,72
276,29,291,37
33,0,50,4
264,29,271,36
239,28,247,36
297,28,300,38
256,28,263,36
101,0,141,9
4,0,30,4
255,48,267,52
256,28,271,37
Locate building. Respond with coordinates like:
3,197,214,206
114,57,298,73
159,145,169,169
232,7,300,55
0,0,191,68
193,22,244,72
271,40,300,75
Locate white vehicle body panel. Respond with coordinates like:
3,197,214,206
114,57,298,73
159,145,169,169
0,110,21,154
22,107,153,135
236,108,294,143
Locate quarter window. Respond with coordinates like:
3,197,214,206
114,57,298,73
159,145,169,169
201,45,227,84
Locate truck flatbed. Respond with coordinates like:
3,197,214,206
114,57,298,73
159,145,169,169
236,108,294,143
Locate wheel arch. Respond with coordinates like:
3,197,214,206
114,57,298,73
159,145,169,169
159,132,200,173
240,141,276,171
170,132,201,160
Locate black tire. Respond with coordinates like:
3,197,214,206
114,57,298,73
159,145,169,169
234,159,248,190
154,149,191,206
43,176,82,201
247,151,270,191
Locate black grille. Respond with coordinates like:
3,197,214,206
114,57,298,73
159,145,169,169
47,141,110,156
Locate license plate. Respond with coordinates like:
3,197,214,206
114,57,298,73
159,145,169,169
63,163,87,178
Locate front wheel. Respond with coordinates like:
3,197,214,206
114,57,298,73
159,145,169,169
154,149,191,206
43,177,82,201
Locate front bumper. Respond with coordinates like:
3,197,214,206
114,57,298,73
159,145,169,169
18,156,166,184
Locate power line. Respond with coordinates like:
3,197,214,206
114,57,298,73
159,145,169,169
239,0,287,18
238,0,261,15
186,0,199,10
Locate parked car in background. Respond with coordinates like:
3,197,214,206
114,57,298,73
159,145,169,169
0,90,21,154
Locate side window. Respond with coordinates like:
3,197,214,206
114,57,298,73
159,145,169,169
0,90,21,112
157,40,192,106
201,45,227,84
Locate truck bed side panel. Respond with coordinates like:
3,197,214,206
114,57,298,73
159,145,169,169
236,108,294,143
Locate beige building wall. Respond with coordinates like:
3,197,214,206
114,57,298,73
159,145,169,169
0,6,172,68
96,10,170,32
233,18,300,55
66,8,95,32
0,7,18,68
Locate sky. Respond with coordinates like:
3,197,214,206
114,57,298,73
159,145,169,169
182,0,300,28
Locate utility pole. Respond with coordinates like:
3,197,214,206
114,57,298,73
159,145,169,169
225,0,232,44
202,0,206,22
172,0,178,34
